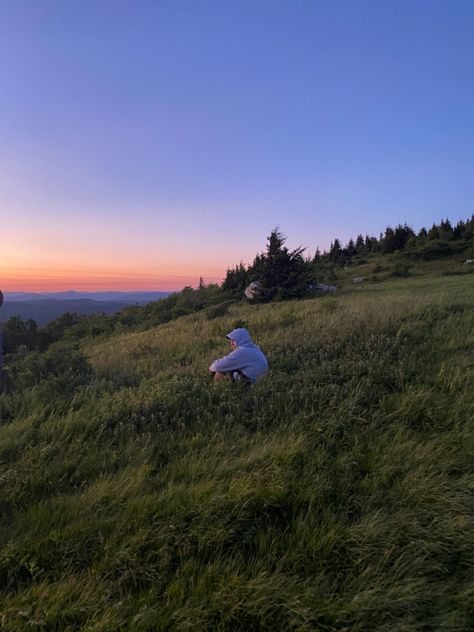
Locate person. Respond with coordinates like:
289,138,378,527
209,328,268,384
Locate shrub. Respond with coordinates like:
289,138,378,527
404,240,464,261
206,301,234,320
389,263,411,278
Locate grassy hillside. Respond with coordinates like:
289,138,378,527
1,273,473,630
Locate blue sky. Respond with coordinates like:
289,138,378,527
1,0,473,289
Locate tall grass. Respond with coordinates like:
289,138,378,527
1,275,473,630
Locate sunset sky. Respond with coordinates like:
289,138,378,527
1,0,474,291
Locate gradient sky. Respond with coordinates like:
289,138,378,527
1,0,474,291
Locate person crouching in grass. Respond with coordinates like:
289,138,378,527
209,328,268,384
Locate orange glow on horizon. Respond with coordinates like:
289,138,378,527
1,266,223,292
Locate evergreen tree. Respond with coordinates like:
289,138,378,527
462,214,474,241
344,238,356,258
439,219,453,240
313,247,322,263
329,239,342,263
418,227,428,240
428,224,440,240
382,224,414,253
382,227,397,253
453,220,465,240
248,228,311,301
223,262,249,294
364,235,374,252
355,234,365,254
394,223,415,250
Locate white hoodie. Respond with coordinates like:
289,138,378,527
209,328,268,383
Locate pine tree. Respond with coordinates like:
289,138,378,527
464,215,474,241
329,239,342,263
344,238,356,258
439,219,453,240
382,227,396,253
428,224,440,240
223,262,249,294
418,227,428,240
248,228,311,301
355,234,365,254
453,220,465,240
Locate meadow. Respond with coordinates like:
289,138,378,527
1,270,473,630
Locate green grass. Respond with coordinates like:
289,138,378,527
1,274,474,630
330,251,473,288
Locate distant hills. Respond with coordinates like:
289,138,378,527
3,291,172,303
0,291,172,326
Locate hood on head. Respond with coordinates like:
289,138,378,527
226,328,252,346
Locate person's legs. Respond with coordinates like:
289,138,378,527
213,371,229,381
211,371,252,385
234,370,253,385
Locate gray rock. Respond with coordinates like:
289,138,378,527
245,281,264,300
315,283,337,293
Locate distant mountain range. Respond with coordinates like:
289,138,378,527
3,291,172,303
0,291,173,326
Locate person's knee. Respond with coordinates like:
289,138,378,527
213,372,227,381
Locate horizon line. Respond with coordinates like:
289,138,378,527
1,288,187,295
3,289,180,293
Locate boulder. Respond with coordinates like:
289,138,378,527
244,281,264,300
315,283,337,293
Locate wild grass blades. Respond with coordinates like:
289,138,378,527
0,274,473,630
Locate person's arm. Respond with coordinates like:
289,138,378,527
209,349,244,373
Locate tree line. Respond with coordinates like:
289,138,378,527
320,216,473,264
1,215,473,360
223,215,474,296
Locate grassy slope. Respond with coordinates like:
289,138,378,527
1,271,474,631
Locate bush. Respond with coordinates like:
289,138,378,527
404,240,464,261
442,266,474,277
389,263,411,278
206,301,234,320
